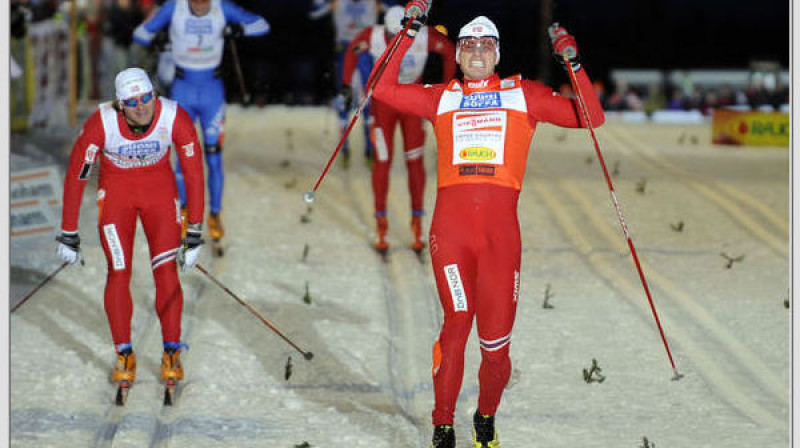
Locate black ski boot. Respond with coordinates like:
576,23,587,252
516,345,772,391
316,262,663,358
430,424,455,448
473,411,500,447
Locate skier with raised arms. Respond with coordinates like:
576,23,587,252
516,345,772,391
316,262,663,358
372,1,605,446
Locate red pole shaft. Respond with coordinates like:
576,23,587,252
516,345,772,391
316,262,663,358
563,55,679,377
310,18,415,194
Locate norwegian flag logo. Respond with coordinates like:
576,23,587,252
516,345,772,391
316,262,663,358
473,25,484,33
131,85,141,93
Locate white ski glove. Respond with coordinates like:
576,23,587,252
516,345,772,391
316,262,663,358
56,231,83,265
178,224,203,272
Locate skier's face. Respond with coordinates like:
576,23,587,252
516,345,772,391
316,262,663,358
121,91,155,126
190,0,210,16
458,37,498,80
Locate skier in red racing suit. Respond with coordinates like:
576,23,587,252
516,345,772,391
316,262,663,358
342,5,455,253
56,68,205,390
372,6,605,447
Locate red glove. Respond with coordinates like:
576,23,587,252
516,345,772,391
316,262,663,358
401,0,430,36
404,0,430,19
548,23,581,72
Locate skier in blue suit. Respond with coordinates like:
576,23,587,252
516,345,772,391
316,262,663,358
134,0,269,254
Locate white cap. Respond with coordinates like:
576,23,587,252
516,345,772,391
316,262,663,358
458,16,499,40
115,67,154,100
384,6,405,35
456,16,500,63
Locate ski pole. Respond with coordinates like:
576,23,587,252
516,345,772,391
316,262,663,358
227,35,250,105
11,261,69,313
196,264,314,360
561,53,681,381
303,16,416,204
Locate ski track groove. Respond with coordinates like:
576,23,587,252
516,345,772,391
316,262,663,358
603,127,787,256
91,243,222,448
341,164,440,446
528,128,788,434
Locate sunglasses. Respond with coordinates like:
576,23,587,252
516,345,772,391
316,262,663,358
122,91,154,108
458,37,498,51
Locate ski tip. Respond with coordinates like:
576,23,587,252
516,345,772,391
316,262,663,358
373,247,389,259
115,382,131,406
164,381,178,406
212,241,224,257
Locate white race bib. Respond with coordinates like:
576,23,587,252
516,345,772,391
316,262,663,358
451,110,507,165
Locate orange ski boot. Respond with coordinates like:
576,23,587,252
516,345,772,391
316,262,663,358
180,207,188,240
208,212,225,256
411,215,426,253
112,346,136,405
374,215,389,255
161,346,184,382
112,348,137,383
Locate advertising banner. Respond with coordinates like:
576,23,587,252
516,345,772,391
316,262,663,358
711,109,789,147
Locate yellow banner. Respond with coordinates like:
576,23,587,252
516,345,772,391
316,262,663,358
712,109,789,147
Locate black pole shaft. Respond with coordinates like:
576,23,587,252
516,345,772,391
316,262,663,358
196,264,313,360
11,262,69,313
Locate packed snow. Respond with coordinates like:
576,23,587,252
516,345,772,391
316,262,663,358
9,105,790,447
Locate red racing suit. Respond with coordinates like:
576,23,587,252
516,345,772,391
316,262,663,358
60,97,204,348
344,25,455,216
373,35,605,425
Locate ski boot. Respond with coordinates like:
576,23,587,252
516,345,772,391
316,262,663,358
410,215,425,254
180,207,188,240
430,424,455,448
472,411,501,447
112,346,136,405
373,215,389,256
208,212,225,257
161,344,184,406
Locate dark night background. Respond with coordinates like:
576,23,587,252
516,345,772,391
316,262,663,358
174,0,790,104
427,0,790,87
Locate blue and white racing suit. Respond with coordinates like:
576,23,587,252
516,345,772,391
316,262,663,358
134,0,269,215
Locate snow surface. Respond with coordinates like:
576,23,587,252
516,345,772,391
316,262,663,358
9,105,790,447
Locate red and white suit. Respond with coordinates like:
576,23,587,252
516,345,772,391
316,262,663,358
343,24,455,217
60,97,204,348
373,35,605,425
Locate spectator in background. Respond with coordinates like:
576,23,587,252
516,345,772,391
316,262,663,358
11,1,32,39
239,0,327,106
105,0,145,95
643,82,666,115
